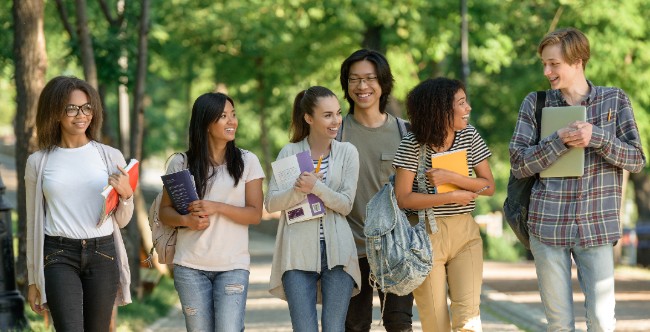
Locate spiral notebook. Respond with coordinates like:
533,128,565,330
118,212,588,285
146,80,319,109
540,106,587,178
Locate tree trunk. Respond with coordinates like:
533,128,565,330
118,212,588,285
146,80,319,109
130,0,167,278
362,25,384,54
255,57,272,178
12,0,47,296
75,0,98,89
460,0,470,100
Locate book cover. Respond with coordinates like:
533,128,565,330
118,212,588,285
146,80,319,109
160,169,199,215
271,150,326,224
430,149,469,193
540,106,587,178
100,159,139,226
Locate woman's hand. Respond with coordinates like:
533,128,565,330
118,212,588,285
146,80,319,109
28,284,46,315
294,171,319,194
425,168,456,188
187,200,220,218
451,190,478,206
184,214,210,231
109,165,133,200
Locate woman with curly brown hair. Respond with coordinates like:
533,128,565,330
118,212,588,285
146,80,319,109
25,76,134,331
393,77,495,331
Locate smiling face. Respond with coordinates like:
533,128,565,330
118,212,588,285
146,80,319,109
208,100,237,144
347,60,382,113
305,96,342,140
541,43,584,91
59,89,93,141
451,89,471,131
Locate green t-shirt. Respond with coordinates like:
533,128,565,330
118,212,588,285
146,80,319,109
340,114,404,257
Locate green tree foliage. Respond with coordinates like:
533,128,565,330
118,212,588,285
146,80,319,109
2,0,649,215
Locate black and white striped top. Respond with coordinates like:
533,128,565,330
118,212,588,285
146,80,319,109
313,154,330,240
392,126,491,216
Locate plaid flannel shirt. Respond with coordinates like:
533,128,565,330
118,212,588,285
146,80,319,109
509,81,646,247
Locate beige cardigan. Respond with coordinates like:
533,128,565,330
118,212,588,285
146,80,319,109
25,141,134,306
265,138,361,301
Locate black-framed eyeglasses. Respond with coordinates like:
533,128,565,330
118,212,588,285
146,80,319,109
64,103,93,117
348,76,378,86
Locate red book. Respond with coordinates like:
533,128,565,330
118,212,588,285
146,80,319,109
99,159,139,226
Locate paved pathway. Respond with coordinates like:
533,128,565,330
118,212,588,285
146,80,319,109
144,229,521,332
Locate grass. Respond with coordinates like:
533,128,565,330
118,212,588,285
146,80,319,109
482,229,528,262
22,275,178,332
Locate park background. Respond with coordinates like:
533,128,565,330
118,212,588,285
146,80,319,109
2,0,650,330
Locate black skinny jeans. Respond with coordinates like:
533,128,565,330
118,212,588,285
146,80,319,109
345,257,414,332
44,234,119,332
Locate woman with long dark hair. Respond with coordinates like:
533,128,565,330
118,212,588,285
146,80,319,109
25,76,134,331
159,92,265,331
266,86,361,332
394,77,495,331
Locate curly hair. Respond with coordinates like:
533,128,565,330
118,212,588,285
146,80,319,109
339,49,394,114
407,77,465,147
290,86,337,143
36,76,103,150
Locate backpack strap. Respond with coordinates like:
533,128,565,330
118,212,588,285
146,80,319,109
534,91,546,143
396,117,410,139
336,114,410,142
335,115,346,142
416,144,437,234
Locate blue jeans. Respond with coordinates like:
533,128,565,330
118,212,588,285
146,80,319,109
282,240,355,332
173,265,249,332
530,236,616,332
43,234,119,332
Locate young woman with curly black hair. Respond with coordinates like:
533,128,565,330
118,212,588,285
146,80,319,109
393,77,495,332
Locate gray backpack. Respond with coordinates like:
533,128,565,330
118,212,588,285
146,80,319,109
364,144,435,296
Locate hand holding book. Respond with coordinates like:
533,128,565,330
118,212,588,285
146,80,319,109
429,149,469,193
100,159,139,226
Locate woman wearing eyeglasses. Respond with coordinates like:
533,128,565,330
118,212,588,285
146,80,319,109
25,76,134,331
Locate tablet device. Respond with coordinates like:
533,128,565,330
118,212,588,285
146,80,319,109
540,106,587,178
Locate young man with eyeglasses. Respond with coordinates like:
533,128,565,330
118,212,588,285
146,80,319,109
338,49,414,332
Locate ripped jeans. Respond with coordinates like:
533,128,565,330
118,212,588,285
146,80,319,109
173,265,249,332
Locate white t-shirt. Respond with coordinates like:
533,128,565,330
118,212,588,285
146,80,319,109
172,150,265,271
43,142,113,238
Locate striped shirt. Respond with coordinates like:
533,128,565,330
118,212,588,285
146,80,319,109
509,81,646,247
393,127,491,216
314,155,330,240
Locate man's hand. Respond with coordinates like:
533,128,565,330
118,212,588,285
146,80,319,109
557,121,592,147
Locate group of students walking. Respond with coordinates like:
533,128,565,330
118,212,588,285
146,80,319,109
25,27,644,332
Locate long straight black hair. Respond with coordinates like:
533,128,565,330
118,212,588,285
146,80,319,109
186,92,244,198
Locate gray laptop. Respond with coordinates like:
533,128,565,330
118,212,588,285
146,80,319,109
540,106,587,178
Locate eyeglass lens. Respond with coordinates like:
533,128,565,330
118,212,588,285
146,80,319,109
65,104,93,117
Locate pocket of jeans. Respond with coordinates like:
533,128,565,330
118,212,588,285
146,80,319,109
43,249,64,268
95,250,115,261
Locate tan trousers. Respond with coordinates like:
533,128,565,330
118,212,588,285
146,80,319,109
413,213,483,332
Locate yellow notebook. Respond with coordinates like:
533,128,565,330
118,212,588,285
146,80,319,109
431,149,469,193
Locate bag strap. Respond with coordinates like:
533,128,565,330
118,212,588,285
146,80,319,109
335,115,346,142
336,114,410,142
416,144,437,233
396,117,410,139
534,91,546,144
